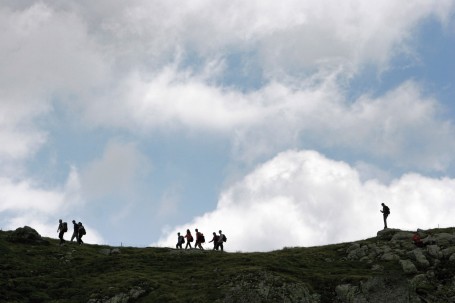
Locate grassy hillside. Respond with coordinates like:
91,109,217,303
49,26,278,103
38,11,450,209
1,226,455,302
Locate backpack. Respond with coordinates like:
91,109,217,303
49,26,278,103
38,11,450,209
62,222,68,232
384,206,390,214
222,234,227,242
80,226,86,235
180,236,185,244
188,235,193,242
200,234,205,243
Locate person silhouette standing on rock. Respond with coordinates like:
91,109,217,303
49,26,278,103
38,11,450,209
380,203,390,229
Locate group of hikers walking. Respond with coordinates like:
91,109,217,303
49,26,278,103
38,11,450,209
176,229,227,251
53,203,389,249
57,219,86,245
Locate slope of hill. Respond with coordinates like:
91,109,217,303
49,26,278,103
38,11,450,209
1,226,455,302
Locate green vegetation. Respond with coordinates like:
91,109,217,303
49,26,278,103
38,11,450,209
0,229,408,303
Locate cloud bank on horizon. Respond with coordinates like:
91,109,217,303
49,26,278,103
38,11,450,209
155,150,455,251
1,1,455,250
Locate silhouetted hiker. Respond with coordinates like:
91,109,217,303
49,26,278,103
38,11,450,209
380,203,390,229
217,230,226,251
57,219,67,245
194,228,204,250
209,232,220,250
77,222,86,245
70,220,79,242
185,229,193,249
176,232,185,249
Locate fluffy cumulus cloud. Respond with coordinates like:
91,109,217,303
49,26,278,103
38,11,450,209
155,150,455,252
80,64,455,171
0,2,107,169
1,0,454,168
46,0,453,72
0,167,104,244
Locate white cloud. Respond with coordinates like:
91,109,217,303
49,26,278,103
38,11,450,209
58,0,453,73
0,166,105,243
81,68,455,172
155,150,455,251
0,2,107,167
233,80,455,171
1,1,454,172
0,177,64,213
0,3,107,93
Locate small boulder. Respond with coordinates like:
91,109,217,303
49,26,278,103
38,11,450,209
377,228,402,241
410,274,431,292
433,233,455,247
129,287,146,300
442,247,455,258
409,249,430,268
346,243,360,253
335,284,359,302
381,253,399,261
347,245,368,260
99,248,112,255
7,226,49,245
399,259,418,274
391,231,414,242
371,264,383,272
426,245,442,259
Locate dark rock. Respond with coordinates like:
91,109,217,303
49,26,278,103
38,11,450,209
336,276,420,303
219,271,320,303
376,228,402,241
99,248,111,255
7,226,49,245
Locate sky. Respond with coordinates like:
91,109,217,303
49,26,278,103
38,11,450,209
1,1,455,252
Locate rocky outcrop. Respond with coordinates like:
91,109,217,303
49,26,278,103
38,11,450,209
218,271,320,303
87,286,147,303
336,228,455,302
336,276,420,303
7,226,49,245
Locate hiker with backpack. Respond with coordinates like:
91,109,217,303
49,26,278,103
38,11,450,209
194,228,205,250
176,232,185,249
70,220,79,242
185,229,193,249
209,232,220,250
217,230,226,251
77,222,86,245
57,219,67,245
380,203,390,229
